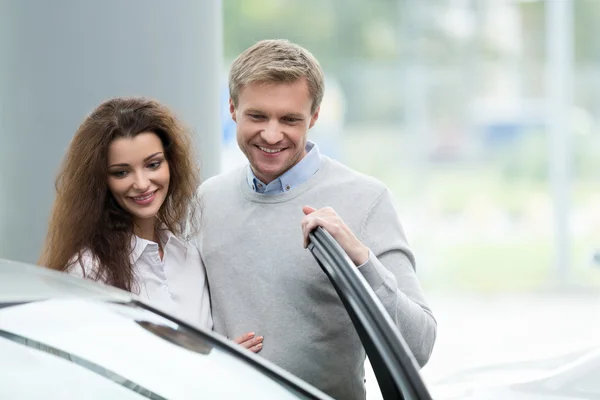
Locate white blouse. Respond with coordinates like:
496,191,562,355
68,230,213,330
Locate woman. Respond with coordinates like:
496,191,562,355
40,96,262,352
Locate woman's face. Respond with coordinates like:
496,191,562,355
106,132,170,226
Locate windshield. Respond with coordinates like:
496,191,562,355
0,299,315,400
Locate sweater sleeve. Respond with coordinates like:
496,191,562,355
356,188,437,367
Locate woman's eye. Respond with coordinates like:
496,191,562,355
111,171,127,178
148,161,161,169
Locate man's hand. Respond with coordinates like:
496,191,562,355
301,206,369,266
233,332,263,353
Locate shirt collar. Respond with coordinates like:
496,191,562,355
246,141,321,194
129,227,188,263
130,235,146,263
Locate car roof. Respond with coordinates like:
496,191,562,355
0,258,132,303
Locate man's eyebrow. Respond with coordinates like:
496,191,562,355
245,109,304,118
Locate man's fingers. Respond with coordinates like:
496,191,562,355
303,218,321,247
302,206,343,248
233,331,255,344
238,335,264,349
302,206,317,215
303,215,337,247
249,342,264,353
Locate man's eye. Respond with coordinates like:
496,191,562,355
249,114,265,120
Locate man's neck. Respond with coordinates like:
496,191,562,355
247,141,320,193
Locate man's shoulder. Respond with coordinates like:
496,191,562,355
320,156,388,196
198,165,245,197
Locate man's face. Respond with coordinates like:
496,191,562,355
231,78,320,184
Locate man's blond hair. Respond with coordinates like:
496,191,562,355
229,39,325,114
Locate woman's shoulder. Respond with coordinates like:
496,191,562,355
67,249,103,280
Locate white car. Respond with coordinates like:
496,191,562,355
0,228,430,400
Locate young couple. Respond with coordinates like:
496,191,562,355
40,39,436,400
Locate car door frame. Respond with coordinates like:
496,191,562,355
308,227,433,400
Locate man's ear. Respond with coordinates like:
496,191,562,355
309,106,320,129
229,98,237,122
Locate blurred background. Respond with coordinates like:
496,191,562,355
223,0,600,294
221,0,600,395
2,0,600,398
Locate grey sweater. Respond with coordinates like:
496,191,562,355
197,156,436,400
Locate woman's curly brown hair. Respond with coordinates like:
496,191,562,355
40,97,200,292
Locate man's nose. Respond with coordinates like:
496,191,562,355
260,120,284,144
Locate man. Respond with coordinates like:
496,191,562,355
198,39,436,400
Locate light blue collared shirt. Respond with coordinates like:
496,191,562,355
246,141,321,194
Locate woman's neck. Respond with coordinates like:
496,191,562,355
133,217,159,243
